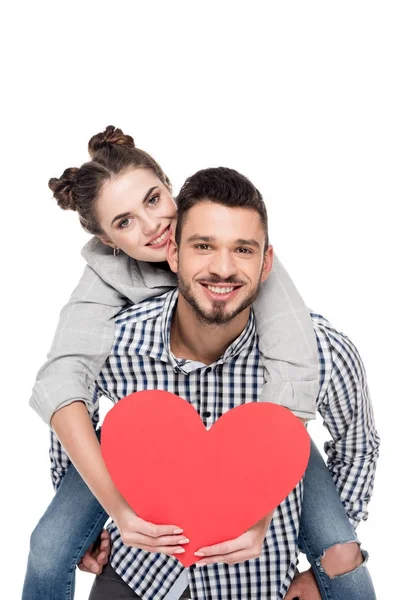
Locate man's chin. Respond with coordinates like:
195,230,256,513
194,304,240,326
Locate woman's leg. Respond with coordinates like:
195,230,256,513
22,460,108,600
298,440,376,599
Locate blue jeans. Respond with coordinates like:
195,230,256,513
298,440,376,599
22,439,375,600
22,454,108,600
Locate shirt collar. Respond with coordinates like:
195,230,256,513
160,289,257,367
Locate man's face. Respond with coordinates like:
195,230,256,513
168,201,273,325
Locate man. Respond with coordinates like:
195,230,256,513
58,167,378,599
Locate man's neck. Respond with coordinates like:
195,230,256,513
169,294,250,365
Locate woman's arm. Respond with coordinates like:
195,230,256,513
50,400,188,555
30,263,128,426
253,253,319,420
30,238,176,426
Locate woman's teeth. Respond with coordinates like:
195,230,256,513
207,285,235,294
149,228,169,246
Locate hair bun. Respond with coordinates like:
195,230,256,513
48,167,79,211
88,125,135,158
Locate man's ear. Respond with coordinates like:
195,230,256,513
260,245,274,283
166,234,178,273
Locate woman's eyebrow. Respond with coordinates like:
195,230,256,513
111,211,130,226
111,187,159,225
142,186,158,204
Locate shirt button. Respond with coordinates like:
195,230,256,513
205,367,211,373
203,411,212,418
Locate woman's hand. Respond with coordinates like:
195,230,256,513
193,511,274,567
112,501,189,556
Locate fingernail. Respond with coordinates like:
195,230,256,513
173,528,184,534
197,561,206,567
91,566,99,573
179,538,190,544
174,548,185,554
194,551,205,556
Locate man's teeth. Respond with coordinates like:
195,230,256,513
207,285,235,294
149,228,169,245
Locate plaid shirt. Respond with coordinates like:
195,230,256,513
49,290,379,599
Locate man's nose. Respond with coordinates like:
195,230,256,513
208,249,237,279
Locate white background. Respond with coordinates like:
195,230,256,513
1,2,399,598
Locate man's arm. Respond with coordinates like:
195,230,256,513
315,320,380,528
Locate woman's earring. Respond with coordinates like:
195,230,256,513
113,247,120,257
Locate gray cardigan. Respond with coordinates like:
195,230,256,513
30,237,319,425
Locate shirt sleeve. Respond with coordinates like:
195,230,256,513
252,253,319,420
316,326,380,529
29,264,127,427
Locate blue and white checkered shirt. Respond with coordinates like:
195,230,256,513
50,289,379,599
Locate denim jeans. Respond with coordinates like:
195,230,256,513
22,453,108,600
22,439,375,600
298,440,376,599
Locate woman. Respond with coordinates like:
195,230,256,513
23,126,369,599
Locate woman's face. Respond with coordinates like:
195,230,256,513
96,168,177,262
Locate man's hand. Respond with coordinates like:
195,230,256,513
193,511,274,567
78,530,111,574
113,502,189,556
284,568,321,600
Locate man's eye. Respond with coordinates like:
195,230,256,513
237,247,252,254
118,218,132,229
148,195,160,206
195,244,212,251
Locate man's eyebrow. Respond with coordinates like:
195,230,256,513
235,238,261,249
186,235,216,243
186,234,261,249
111,186,158,225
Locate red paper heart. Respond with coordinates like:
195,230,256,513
101,390,310,567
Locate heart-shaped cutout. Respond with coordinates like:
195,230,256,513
101,390,310,566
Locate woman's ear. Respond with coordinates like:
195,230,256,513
98,235,116,250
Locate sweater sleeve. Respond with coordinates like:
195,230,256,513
252,254,319,419
29,264,128,426
29,238,176,427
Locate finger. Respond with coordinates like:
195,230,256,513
78,564,92,573
140,544,187,556
81,552,102,574
135,517,184,538
99,537,111,550
78,559,95,574
123,532,189,549
194,536,247,558
96,550,109,566
196,549,258,567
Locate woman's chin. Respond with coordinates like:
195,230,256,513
130,247,169,263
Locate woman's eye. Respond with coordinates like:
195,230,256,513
148,194,160,206
118,218,132,229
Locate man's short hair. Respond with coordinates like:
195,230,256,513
175,167,269,248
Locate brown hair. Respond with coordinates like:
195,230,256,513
49,125,171,235
175,167,269,248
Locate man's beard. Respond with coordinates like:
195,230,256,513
177,273,261,326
